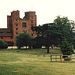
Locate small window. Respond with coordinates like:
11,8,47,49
16,24,18,26
16,32,18,34
0,32,3,33
31,21,33,23
10,37,12,39
31,34,33,36
16,28,18,30
31,16,33,19
1,37,3,39
22,22,27,27
16,19,17,21
7,32,10,33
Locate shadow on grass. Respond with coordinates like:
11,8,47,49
1,48,62,55
6,48,47,55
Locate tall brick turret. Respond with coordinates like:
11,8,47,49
0,10,37,45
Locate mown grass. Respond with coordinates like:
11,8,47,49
0,48,75,75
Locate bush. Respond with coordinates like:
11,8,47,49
16,32,33,49
60,39,74,56
0,40,8,49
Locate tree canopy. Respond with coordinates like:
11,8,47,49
31,16,75,53
54,16,75,43
16,32,33,49
0,39,8,49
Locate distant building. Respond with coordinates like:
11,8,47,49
0,10,37,45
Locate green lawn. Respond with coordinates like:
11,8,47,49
0,48,75,75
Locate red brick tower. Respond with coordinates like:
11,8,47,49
24,11,37,36
11,10,20,44
0,10,37,45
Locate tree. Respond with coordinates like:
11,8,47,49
72,37,75,49
54,16,75,43
32,23,61,53
60,38,74,58
54,16,75,51
16,32,33,49
31,16,75,54
0,40,8,49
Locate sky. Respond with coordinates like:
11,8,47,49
0,0,75,28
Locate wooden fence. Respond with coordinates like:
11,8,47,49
50,54,75,62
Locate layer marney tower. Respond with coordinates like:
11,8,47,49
7,10,37,45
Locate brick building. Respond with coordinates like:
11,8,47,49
0,10,37,45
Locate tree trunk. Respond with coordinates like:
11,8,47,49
29,46,31,49
51,45,53,49
47,46,49,54
18,47,21,49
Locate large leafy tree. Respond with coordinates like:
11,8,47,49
54,16,75,43
16,32,33,49
31,16,75,53
32,23,61,53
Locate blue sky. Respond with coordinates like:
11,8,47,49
0,0,75,28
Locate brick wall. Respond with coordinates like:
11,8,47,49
0,10,37,45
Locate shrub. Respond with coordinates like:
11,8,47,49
0,40,8,49
60,39,74,56
16,32,33,49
